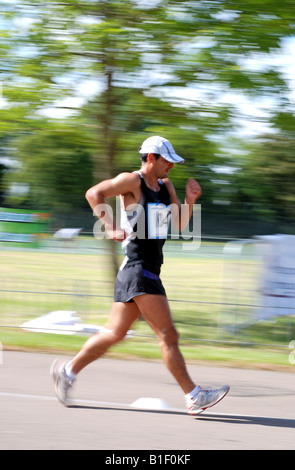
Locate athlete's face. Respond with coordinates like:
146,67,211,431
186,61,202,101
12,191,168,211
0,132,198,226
154,155,174,178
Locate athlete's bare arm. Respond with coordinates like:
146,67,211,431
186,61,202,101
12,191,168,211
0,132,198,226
85,172,141,241
163,177,202,231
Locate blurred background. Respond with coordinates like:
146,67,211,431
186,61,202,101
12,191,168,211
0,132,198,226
1,0,295,362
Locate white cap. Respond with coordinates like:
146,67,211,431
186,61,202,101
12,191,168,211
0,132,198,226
139,136,184,164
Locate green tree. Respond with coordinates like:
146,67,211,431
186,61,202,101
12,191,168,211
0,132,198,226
1,0,295,245
0,0,234,176
0,164,6,205
4,129,94,210
236,132,295,223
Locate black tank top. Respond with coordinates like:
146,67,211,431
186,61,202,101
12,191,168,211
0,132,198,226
120,172,171,273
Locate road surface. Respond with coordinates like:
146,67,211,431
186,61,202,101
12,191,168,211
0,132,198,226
1,351,295,450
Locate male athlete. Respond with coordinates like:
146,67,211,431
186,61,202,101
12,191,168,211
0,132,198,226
51,136,229,415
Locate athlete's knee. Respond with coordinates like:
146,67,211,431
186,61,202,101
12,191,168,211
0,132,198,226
85,328,125,355
158,326,179,346
107,327,127,344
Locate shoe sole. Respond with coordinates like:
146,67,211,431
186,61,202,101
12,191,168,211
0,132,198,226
50,357,65,384
50,358,60,382
50,358,70,406
188,385,230,416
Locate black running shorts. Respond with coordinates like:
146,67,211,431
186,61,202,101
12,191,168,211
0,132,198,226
114,263,166,303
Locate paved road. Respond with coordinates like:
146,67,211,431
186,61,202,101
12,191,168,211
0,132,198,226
1,351,295,450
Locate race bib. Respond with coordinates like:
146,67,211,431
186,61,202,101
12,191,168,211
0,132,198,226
147,203,171,239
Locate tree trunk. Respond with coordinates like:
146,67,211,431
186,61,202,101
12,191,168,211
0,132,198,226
103,69,119,280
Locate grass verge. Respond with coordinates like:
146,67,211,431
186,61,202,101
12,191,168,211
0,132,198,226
1,328,292,371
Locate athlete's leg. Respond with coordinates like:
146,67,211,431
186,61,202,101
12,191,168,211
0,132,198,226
69,301,140,375
133,294,196,394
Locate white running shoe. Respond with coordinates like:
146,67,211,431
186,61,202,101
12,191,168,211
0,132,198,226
50,358,73,406
187,385,230,416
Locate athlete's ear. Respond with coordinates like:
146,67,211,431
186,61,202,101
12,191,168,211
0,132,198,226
147,153,155,163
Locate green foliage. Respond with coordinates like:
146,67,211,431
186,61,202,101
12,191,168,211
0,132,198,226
235,133,295,222
0,0,295,227
4,129,94,210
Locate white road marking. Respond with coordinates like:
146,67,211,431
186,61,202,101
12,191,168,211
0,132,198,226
1,391,293,423
0,392,56,401
0,391,175,410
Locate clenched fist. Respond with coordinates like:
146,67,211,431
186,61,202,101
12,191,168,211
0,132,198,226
185,178,202,204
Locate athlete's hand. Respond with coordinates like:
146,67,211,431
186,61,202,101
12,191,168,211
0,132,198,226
106,227,127,242
185,178,202,204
